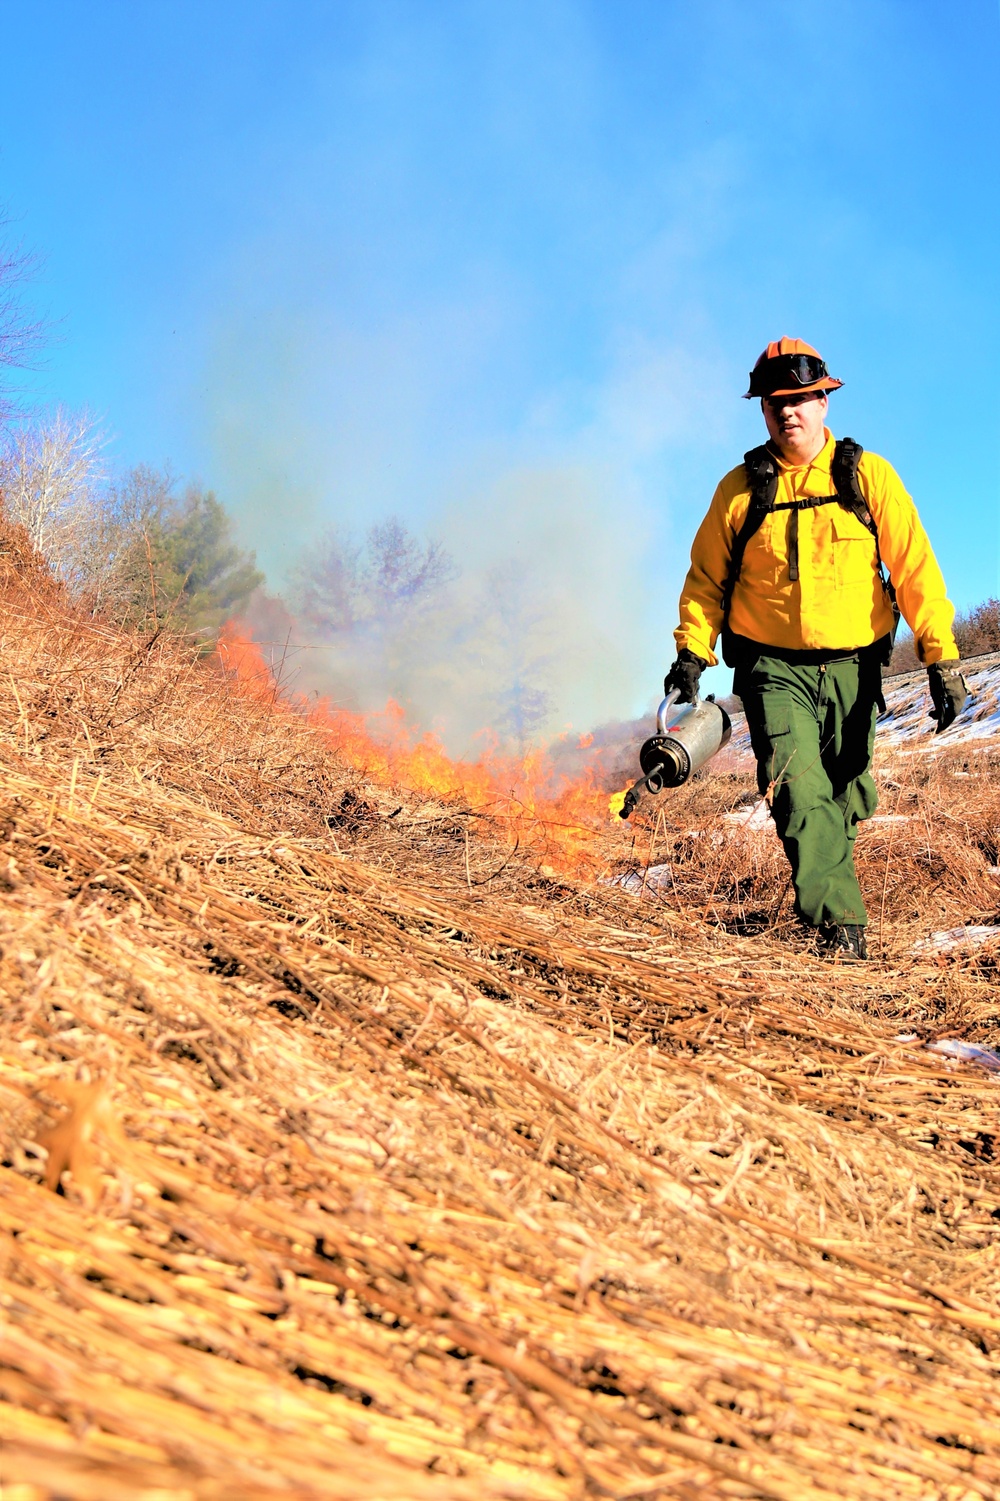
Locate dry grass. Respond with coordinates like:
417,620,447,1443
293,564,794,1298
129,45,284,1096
2,529,1000,1498
620,733,1000,965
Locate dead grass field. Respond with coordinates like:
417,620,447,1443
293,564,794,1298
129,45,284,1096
2,528,1000,1500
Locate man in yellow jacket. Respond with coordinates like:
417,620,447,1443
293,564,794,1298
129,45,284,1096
665,337,967,959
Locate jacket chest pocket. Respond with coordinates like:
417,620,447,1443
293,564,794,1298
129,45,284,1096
739,514,785,588
829,509,878,590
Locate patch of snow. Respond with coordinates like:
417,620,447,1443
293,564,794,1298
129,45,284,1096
913,925,1000,955
712,654,1000,773
722,799,773,832
894,1031,1000,1073
605,863,673,898
879,659,1000,749
926,1039,1000,1071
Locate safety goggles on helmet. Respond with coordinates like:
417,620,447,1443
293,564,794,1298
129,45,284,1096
747,353,831,399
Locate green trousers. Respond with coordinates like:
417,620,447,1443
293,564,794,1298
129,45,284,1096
736,650,881,928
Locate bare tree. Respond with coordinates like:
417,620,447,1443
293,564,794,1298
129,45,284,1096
0,407,107,573
293,517,454,639
0,411,260,637
288,518,562,749
67,467,262,633
473,560,554,749
292,527,363,636
73,464,175,617
364,518,454,618
288,517,458,715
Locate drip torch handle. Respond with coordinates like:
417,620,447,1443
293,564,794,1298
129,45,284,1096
657,688,699,734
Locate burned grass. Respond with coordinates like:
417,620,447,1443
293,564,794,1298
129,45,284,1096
2,552,1000,1497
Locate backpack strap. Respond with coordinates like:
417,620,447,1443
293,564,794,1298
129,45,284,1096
831,437,876,536
720,445,778,621
832,436,899,632
719,437,899,664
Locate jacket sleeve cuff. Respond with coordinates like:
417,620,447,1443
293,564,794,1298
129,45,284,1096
917,635,960,666
673,631,718,668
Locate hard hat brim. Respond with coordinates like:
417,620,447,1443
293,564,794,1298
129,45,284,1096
743,376,843,400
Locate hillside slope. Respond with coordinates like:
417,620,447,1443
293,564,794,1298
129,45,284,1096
3,554,1000,1499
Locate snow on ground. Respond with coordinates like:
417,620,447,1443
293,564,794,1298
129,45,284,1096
912,925,1000,955
894,1036,1000,1073
721,651,1000,761
722,797,773,832
925,1039,1000,1071
609,863,674,896
876,652,1000,747
613,653,1000,905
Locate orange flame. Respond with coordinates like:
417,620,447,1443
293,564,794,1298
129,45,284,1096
216,624,621,879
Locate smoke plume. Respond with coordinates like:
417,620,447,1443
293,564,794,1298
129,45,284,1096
238,453,657,758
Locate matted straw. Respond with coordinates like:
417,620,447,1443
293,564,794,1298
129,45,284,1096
1,526,1000,1499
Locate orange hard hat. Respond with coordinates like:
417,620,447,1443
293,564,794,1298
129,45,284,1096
744,336,844,399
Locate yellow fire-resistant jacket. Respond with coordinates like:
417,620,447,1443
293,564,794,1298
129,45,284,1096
674,428,958,666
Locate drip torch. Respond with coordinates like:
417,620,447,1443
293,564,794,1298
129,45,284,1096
619,690,732,819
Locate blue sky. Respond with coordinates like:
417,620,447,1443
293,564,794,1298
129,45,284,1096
0,1,997,720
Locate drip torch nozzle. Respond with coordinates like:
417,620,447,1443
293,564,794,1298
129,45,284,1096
620,773,654,820
618,748,677,819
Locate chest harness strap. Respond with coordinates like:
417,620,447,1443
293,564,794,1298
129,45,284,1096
718,437,900,668
722,435,898,617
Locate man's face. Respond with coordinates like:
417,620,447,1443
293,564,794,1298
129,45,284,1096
762,390,829,459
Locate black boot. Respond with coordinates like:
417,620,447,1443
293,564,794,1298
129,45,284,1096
817,924,868,960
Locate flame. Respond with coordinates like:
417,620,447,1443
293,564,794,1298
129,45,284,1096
607,789,628,820
216,624,623,879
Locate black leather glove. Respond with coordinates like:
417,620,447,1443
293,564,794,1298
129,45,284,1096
664,649,707,705
927,659,968,733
